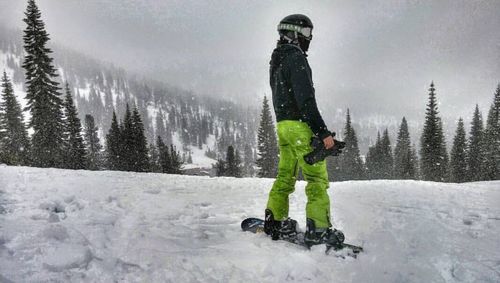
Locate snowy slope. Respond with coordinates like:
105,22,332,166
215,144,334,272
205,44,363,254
0,34,254,171
1,166,499,282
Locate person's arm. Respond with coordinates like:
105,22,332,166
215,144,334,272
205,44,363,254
287,53,331,141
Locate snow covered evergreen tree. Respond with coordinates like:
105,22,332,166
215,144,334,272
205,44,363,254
117,103,150,172
156,136,171,173
482,85,500,180
393,117,417,179
214,158,226,177
467,105,484,181
365,129,392,179
449,118,467,183
225,145,242,177
411,145,420,179
62,83,86,169
148,142,161,173
105,111,122,170
156,136,182,174
83,114,102,170
131,106,149,172
334,109,364,181
156,136,169,173
366,132,382,179
22,0,65,168
256,96,278,178
379,129,394,179
0,71,30,165
420,82,448,182
121,104,134,171
168,144,183,174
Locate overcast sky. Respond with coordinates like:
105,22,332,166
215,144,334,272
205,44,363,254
1,0,499,122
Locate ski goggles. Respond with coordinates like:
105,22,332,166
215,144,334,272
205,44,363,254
277,23,312,39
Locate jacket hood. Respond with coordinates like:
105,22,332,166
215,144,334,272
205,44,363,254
270,44,304,68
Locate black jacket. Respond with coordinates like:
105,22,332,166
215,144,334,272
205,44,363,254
269,44,330,139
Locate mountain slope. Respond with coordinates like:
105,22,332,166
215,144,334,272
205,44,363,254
1,165,499,282
0,27,258,170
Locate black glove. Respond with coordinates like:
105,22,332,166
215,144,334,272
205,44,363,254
303,132,346,165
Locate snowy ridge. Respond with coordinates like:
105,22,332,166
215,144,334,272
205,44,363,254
1,166,499,282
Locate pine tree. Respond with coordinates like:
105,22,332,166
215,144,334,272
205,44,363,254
214,158,226,177
22,0,65,168
449,118,467,183
168,144,183,174
120,104,134,171
83,114,102,170
334,109,364,181
105,111,122,170
62,83,86,169
438,119,450,181
0,71,30,165
467,105,484,181
411,145,420,179
157,136,170,173
379,129,394,179
420,82,448,182
225,145,242,177
482,85,500,180
366,132,382,179
131,106,149,172
394,117,417,179
365,129,393,179
256,96,278,178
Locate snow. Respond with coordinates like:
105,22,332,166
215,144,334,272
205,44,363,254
170,132,217,170
187,134,218,169
1,165,499,282
76,82,92,101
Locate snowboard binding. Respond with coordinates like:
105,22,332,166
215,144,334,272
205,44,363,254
304,218,345,249
264,209,299,242
303,132,346,165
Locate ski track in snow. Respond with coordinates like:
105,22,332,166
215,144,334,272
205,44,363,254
0,165,499,282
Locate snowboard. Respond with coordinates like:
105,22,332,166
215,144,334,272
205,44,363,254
241,217,363,258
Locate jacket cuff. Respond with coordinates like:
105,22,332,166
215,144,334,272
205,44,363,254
318,129,332,140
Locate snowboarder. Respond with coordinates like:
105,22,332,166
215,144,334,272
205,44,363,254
264,14,344,248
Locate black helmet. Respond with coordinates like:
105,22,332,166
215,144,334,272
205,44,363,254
278,14,313,39
278,14,313,52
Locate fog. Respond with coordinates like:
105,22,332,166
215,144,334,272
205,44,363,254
1,0,499,121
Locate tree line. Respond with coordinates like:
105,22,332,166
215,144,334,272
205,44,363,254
255,82,500,183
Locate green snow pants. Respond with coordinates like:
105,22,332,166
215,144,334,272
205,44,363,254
266,120,332,228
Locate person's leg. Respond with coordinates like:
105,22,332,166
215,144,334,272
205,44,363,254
287,122,331,229
266,122,299,221
301,159,330,228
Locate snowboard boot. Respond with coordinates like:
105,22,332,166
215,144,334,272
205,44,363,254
304,218,345,249
264,209,299,241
